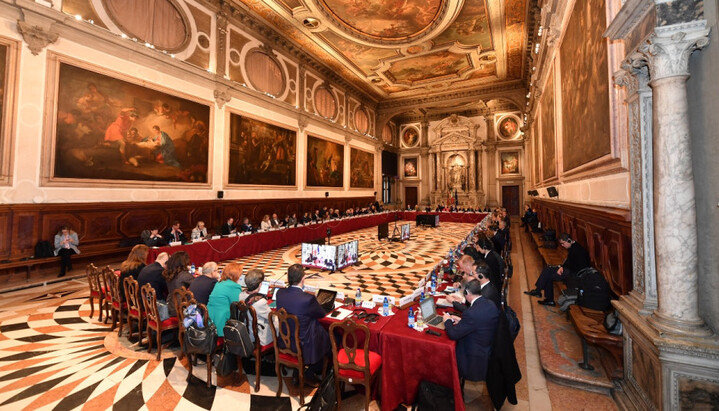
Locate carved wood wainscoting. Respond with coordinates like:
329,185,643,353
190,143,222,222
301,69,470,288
0,196,375,281
531,199,633,297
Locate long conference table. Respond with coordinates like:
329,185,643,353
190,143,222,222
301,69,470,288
147,211,488,265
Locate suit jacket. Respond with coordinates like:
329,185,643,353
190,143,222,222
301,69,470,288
220,223,235,235
137,262,168,301
563,242,591,275
483,250,504,289
239,223,254,233
275,286,331,365
486,309,522,409
445,297,500,381
143,235,166,247
452,282,500,312
492,230,506,254
162,228,186,244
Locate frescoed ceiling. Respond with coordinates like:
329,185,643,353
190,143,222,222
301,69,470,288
229,0,529,101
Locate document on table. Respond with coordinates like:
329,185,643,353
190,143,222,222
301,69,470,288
328,307,352,320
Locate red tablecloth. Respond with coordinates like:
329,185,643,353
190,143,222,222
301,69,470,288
320,304,393,353
401,211,488,224
379,304,464,411
147,212,397,265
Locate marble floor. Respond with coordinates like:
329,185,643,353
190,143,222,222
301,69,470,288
0,221,619,410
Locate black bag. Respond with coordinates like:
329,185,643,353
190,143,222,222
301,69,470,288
183,320,218,356
541,230,557,249
603,311,623,335
576,268,612,311
224,301,255,358
212,348,238,376
504,305,520,342
34,241,53,258
412,380,454,411
299,369,337,411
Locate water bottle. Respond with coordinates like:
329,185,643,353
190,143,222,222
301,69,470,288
420,289,425,301
383,297,389,316
190,263,196,276
416,309,424,328
355,288,362,307
431,278,437,295
408,307,415,328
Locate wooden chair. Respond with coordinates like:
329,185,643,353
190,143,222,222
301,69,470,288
141,283,179,360
104,267,127,335
269,308,310,405
329,319,382,411
86,264,105,322
178,300,218,388
235,301,275,392
123,277,144,343
173,287,196,360
98,266,113,323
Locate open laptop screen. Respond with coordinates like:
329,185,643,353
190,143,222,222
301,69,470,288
420,297,437,319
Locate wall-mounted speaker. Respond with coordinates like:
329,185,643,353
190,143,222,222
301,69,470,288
217,190,224,199
547,186,559,197
325,192,329,197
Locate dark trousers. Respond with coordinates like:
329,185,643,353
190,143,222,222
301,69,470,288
57,248,76,275
535,265,565,301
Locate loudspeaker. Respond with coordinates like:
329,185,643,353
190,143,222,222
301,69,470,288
217,190,224,199
325,192,329,197
547,186,559,197
378,223,389,240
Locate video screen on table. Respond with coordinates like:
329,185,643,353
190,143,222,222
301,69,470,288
400,223,411,241
336,240,359,269
301,243,337,270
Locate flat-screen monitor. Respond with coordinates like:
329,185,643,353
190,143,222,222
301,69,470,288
301,243,337,270
336,240,359,269
400,223,411,241
378,222,389,240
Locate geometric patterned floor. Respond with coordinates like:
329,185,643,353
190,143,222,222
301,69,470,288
0,222,479,411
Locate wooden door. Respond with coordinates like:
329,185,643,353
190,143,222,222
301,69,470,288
501,185,520,216
405,187,418,209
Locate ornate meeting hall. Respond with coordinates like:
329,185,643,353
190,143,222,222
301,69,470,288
0,0,718,410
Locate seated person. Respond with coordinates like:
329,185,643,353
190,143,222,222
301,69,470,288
525,233,591,306
239,269,275,346
275,264,331,385
311,209,321,222
330,208,340,219
138,252,169,301
447,257,501,311
443,280,500,382
489,224,506,254
163,251,194,317
119,244,149,302
162,221,186,244
270,213,281,228
239,217,254,233
142,227,166,247
191,221,208,240
220,217,237,235
319,207,329,219
288,213,298,227
188,261,220,305
476,237,504,289
207,263,243,338
260,214,272,231
300,212,312,225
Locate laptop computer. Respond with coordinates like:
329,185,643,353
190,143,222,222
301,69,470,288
316,289,338,314
419,298,445,330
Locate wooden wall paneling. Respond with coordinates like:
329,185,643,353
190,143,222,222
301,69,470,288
14,211,40,257
0,211,12,259
118,208,168,238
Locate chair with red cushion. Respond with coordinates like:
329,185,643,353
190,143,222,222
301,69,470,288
123,277,144,343
173,287,195,360
234,301,274,392
269,308,309,405
329,319,382,411
141,283,179,360
179,300,217,388
104,267,127,336
86,264,105,322
98,265,113,323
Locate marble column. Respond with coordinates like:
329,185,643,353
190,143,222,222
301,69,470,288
641,24,711,336
615,62,657,315
475,143,484,197
468,149,476,192
419,121,431,205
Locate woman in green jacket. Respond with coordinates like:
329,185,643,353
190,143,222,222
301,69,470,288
207,263,243,337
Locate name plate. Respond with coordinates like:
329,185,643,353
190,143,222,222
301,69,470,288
303,285,317,294
361,301,376,309
399,295,415,307
336,291,345,301
211,235,221,240
371,295,396,305
169,241,181,247
192,238,203,243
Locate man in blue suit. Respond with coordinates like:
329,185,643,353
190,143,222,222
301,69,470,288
275,264,331,386
443,279,500,382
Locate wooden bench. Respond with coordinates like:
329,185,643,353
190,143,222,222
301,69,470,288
0,246,132,282
528,230,623,379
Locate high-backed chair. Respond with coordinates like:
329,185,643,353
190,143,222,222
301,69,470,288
234,301,275,392
178,300,217,388
329,319,382,411
141,283,179,360
104,267,127,335
123,277,144,343
172,286,195,360
98,266,113,323
269,308,308,405
86,264,105,322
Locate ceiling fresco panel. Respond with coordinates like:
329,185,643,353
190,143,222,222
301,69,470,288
433,0,492,49
318,31,398,76
386,51,470,85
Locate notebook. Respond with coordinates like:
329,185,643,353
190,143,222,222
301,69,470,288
419,298,445,330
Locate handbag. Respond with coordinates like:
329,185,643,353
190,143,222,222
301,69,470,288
183,319,218,356
212,347,238,376
157,301,170,321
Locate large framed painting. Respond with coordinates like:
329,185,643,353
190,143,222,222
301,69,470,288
227,113,296,186
350,147,374,189
0,38,18,186
306,135,344,187
497,115,520,140
43,57,212,187
540,65,557,180
403,157,418,178
500,151,520,175
559,0,611,171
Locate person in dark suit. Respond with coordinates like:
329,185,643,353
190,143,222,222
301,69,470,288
477,237,504,289
162,221,186,244
188,261,219,305
450,257,502,311
137,252,170,301
239,217,254,233
220,217,236,235
443,280,500,382
275,264,331,385
525,233,591,306
142,228,166,247
490,225,506,254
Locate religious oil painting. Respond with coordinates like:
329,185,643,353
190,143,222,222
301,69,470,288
306,135,344,187
559,0,611,171
350,147,374,188
404,157,418,178
228,114,296,186
541,65,557,180
498,116,519,139
49,60,211,185
402,127,419,147
500,151,520,175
